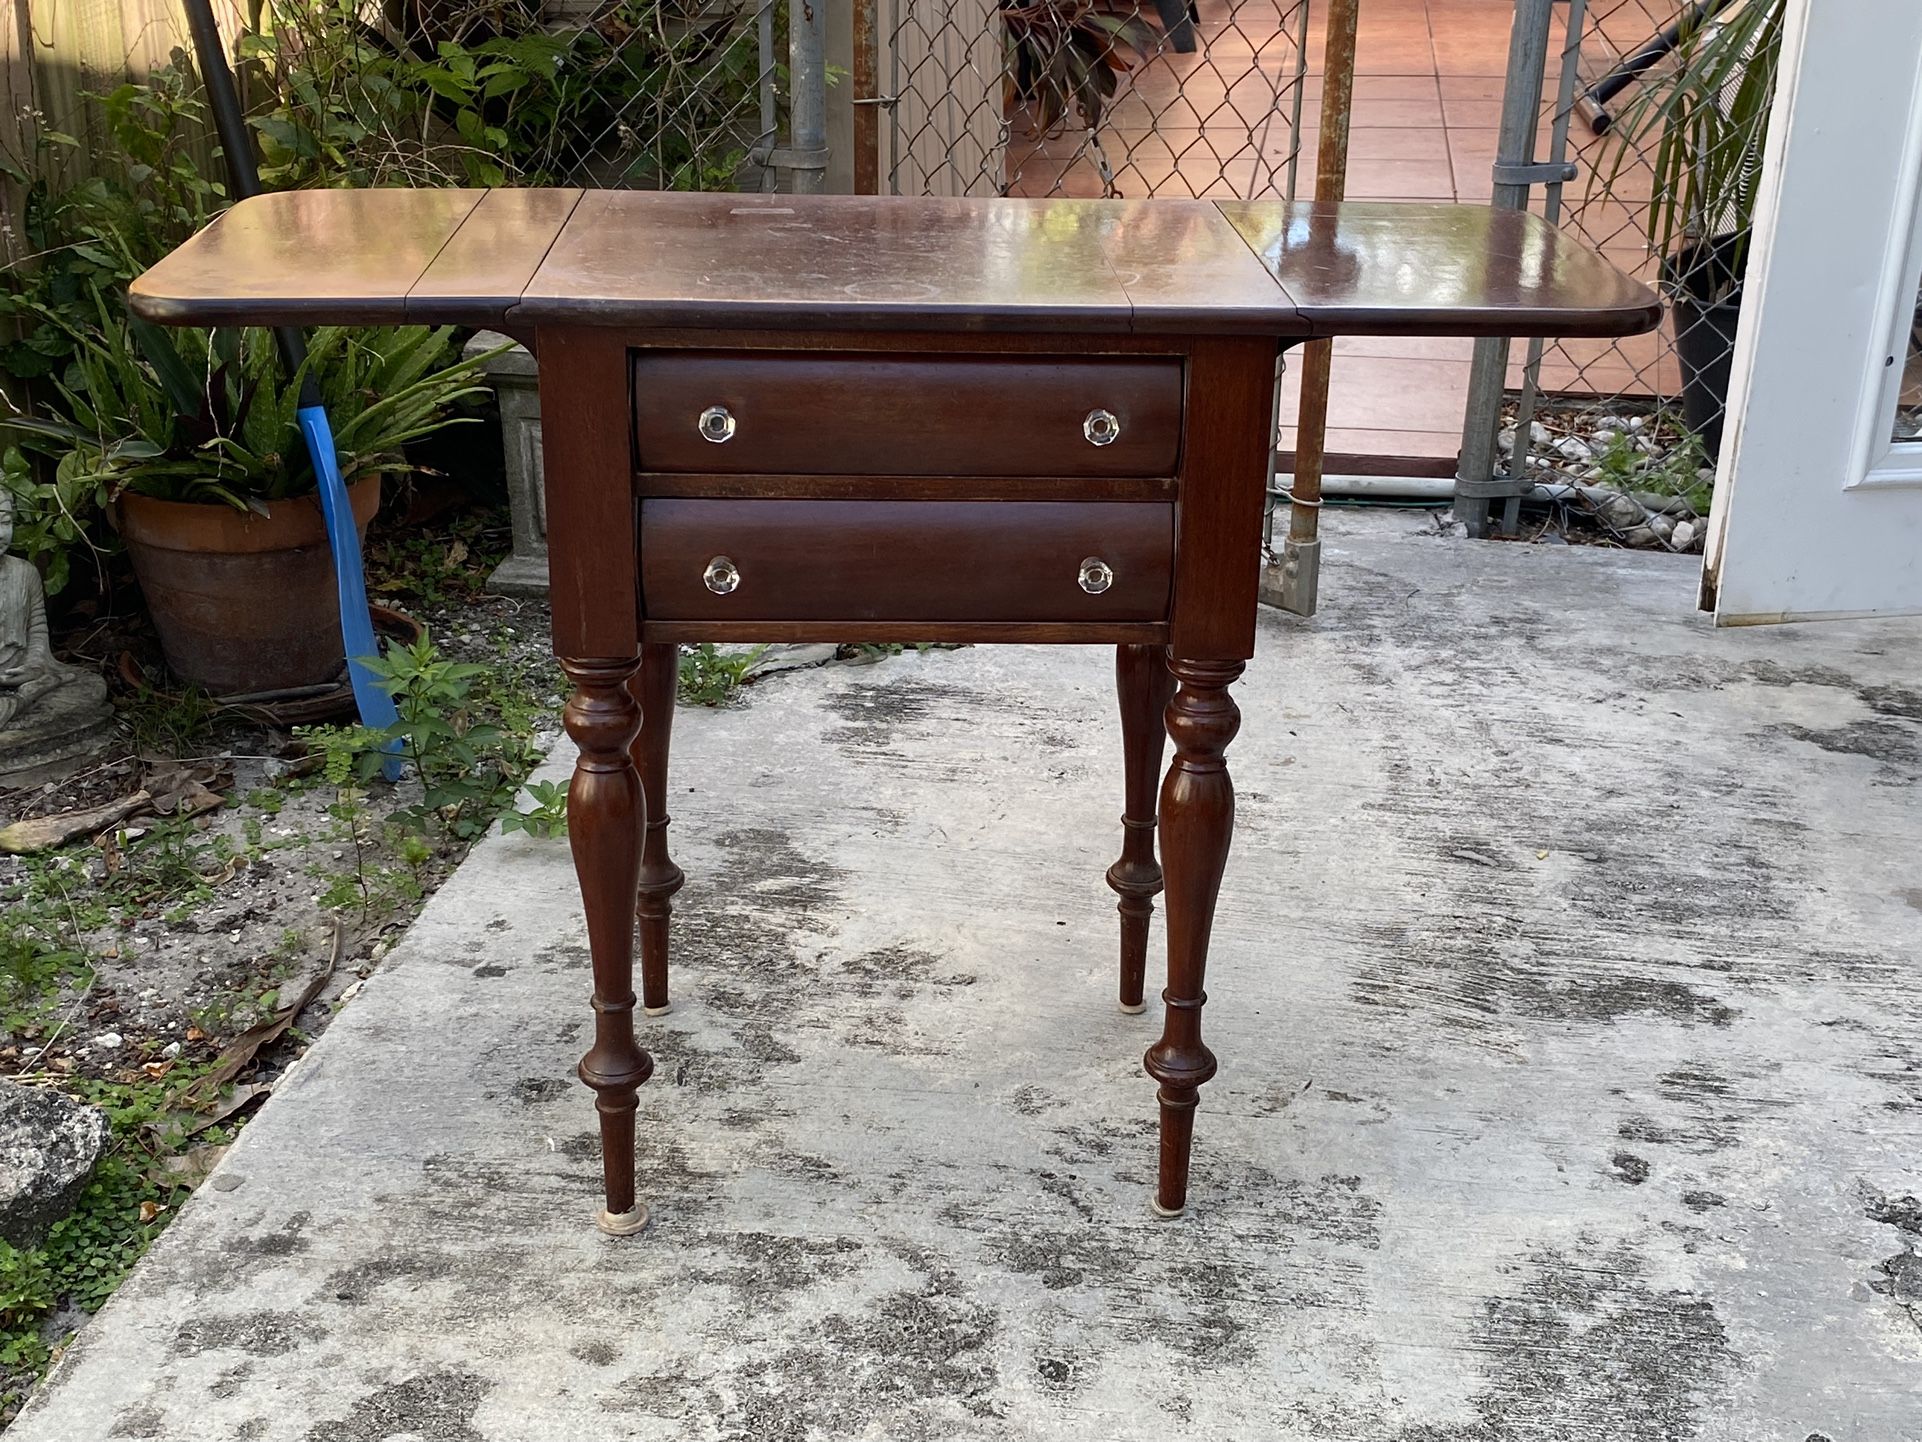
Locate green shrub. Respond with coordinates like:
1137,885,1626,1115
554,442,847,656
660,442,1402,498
244,0,768,190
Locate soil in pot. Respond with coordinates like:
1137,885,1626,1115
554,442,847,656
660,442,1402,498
1663,235,1747,459
114,477,381,696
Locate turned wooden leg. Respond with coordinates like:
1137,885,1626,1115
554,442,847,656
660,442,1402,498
1106,644,1176,1014
627,643,684,1018
1144,656,1242,1218
562,655,654,1237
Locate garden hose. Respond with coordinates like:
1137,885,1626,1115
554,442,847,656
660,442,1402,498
181,0,400,770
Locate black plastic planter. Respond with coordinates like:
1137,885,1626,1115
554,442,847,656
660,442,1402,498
1153,0,1199,52
1663,235,1747,458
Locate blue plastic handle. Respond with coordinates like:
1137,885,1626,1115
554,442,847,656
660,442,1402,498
296,404,402,779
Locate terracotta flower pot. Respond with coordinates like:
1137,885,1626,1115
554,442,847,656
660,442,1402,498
114,478,381,696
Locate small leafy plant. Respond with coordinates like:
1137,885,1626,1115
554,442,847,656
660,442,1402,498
301,630,561,865
499,779,568,839
1584,419,1710,515
677,642,766,707
308,633,533,841
0,1243,55,1368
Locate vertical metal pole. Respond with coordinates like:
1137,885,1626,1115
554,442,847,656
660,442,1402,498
758,1,777,190
1252,0,1312,201
184,0,309,387
1263,0,1357,618
1501,0,1589,532
1453,0,1559,536
785,0,830,193
886,0,904,194
853,0,880,193
1283,0,1313,201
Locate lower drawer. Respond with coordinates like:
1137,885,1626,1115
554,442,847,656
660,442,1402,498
640,500,1173,623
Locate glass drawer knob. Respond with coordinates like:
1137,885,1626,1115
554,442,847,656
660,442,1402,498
698,405,736,443
1083,408,1121,446
1078,557,1115,595
703,556,741,595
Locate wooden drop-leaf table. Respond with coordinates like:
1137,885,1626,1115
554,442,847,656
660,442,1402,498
133,190,1658,1233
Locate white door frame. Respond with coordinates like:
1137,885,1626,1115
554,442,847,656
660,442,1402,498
1701,0,1922,624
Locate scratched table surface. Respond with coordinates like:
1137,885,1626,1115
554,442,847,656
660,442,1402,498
128,189,1661,339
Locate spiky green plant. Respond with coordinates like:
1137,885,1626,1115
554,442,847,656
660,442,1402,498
1595,0,1786,299
4,319,500,513
1003,0,1165,137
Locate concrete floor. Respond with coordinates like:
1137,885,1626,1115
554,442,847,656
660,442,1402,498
16,511,1922,1440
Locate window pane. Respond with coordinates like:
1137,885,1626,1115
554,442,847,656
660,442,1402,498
1898,273,1922,442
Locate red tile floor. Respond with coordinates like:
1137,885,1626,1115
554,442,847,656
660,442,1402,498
1006,0,1682,472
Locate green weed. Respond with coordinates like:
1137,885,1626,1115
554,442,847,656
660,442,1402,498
677,643,766,707
499,779,567,839
295,630,561,910
1585,417,1713,517
0,1065,228,1409
117,685,216,758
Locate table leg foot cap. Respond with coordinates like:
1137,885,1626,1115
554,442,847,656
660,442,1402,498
1149,1199,1185,1219
643,1004,674,1017
597,1204,650,1237
1118,1000,1147,1015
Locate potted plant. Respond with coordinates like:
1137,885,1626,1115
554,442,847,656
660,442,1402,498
1595,0,1786,454
1,64,498,696
4,317,494,695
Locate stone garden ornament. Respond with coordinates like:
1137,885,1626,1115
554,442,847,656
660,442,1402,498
0,489,112,786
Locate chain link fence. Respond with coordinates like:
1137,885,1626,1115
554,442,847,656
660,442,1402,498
9,0,1324,208
223,1,785,193
2,2,800,194
880,0,1311,200
1467,0,1779,546
239,0,1312,204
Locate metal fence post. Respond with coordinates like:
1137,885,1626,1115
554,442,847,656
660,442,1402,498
1453,0,1569,536
1262,0,1355,619
780,0,831,193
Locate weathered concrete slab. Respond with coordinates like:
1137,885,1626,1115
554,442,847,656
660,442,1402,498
15,512,1922,1440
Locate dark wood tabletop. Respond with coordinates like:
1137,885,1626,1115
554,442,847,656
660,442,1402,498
129,189,1660,339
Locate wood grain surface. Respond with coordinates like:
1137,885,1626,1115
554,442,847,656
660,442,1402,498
639,499,1175,623
632,351,1183,477
132,189,1664,342
129,188,486,325
1216,199,1666,337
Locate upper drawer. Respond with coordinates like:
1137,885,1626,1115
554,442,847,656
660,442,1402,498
631,351,1183,477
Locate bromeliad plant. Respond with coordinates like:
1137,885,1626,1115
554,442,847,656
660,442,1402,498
0,63,500,590
4,318,497,513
